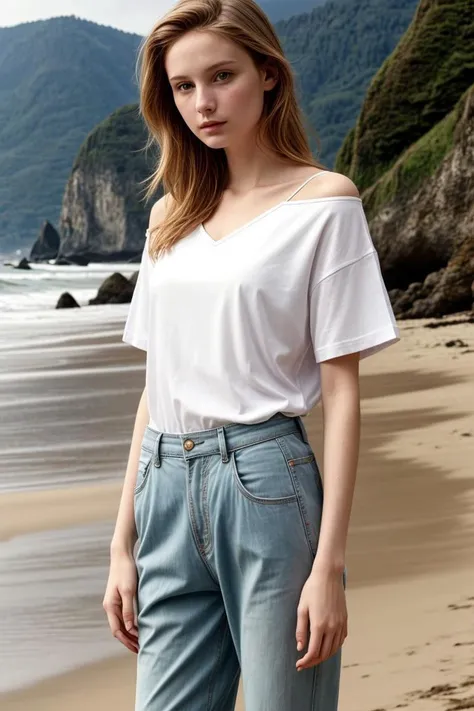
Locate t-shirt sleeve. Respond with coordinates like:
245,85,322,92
122,231,152,351
309,199,400,363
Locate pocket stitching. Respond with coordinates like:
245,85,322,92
134,451,153,496
230,450,297,505
276,436,320,557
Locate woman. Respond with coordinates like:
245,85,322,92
103,0,400,709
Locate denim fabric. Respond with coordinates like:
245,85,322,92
133,412,346,711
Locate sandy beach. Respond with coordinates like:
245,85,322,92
0,310,473,710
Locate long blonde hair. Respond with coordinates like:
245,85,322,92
137,0,324,259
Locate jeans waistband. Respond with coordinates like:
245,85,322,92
142,413,310,466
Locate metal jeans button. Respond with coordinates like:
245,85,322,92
183,439,195,451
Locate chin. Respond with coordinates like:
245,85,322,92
201,137,229,149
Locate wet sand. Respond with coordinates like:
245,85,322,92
0,311,473,710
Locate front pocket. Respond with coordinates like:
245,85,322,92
230,439,297,505
134,446,154,496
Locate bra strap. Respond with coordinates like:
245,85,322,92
285,170,327,202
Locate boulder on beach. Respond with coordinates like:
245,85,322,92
89,272,136,305
30,221,60,262
56,292,80,309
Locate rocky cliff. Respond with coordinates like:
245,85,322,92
58,104,161,261
371,85,474,317
335,0,474,317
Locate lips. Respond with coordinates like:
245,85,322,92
201,121,225,128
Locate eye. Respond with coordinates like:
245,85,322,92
176,82,192,92
215,71,232,82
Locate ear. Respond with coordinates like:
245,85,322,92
262,63,278,91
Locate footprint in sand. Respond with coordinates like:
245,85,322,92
446,696,474,710
406,684,457,699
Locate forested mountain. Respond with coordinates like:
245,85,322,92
0,17,141,252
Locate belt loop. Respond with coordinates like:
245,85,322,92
217,426,229,463
295,415,310,445
153,432,163,467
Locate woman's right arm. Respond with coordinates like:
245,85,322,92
102,386,149,654
110,384,149,556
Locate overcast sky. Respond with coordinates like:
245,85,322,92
0,1,178,36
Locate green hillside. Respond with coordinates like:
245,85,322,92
335,0,474,190
363,87,468,222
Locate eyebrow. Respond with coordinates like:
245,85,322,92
169,59,239,82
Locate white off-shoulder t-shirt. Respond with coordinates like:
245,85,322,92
123,173,400,434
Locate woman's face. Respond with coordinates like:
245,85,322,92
165,30,277,149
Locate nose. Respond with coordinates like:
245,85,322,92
195,85,216,116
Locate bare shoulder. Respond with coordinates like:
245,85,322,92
148,192,174,232
295,171,360,201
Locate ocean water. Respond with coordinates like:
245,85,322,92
0,260,139,314
0,303,144,494
0,521,128,693
0,259,143,695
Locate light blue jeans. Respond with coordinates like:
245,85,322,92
133,412,346,710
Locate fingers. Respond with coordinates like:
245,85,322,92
114,628,139,654
122,595,138,637
104,600,139,654
295,604,309,652
296,622,323,670
296,620,347,670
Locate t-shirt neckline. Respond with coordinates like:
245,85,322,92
199,196,362,247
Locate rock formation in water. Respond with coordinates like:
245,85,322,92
58,104,161,262
29,221,61,262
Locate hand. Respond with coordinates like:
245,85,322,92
103,550,139,654
295,565,347,671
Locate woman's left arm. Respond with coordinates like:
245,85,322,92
313,350,361,574
295,351,360,670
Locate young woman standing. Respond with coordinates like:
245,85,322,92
103,1,400,709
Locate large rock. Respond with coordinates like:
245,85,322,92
30,221,60,261
56,292,80,309
15,257,31,270
57,104,161,262
391,233,474,318
88,272,135,305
